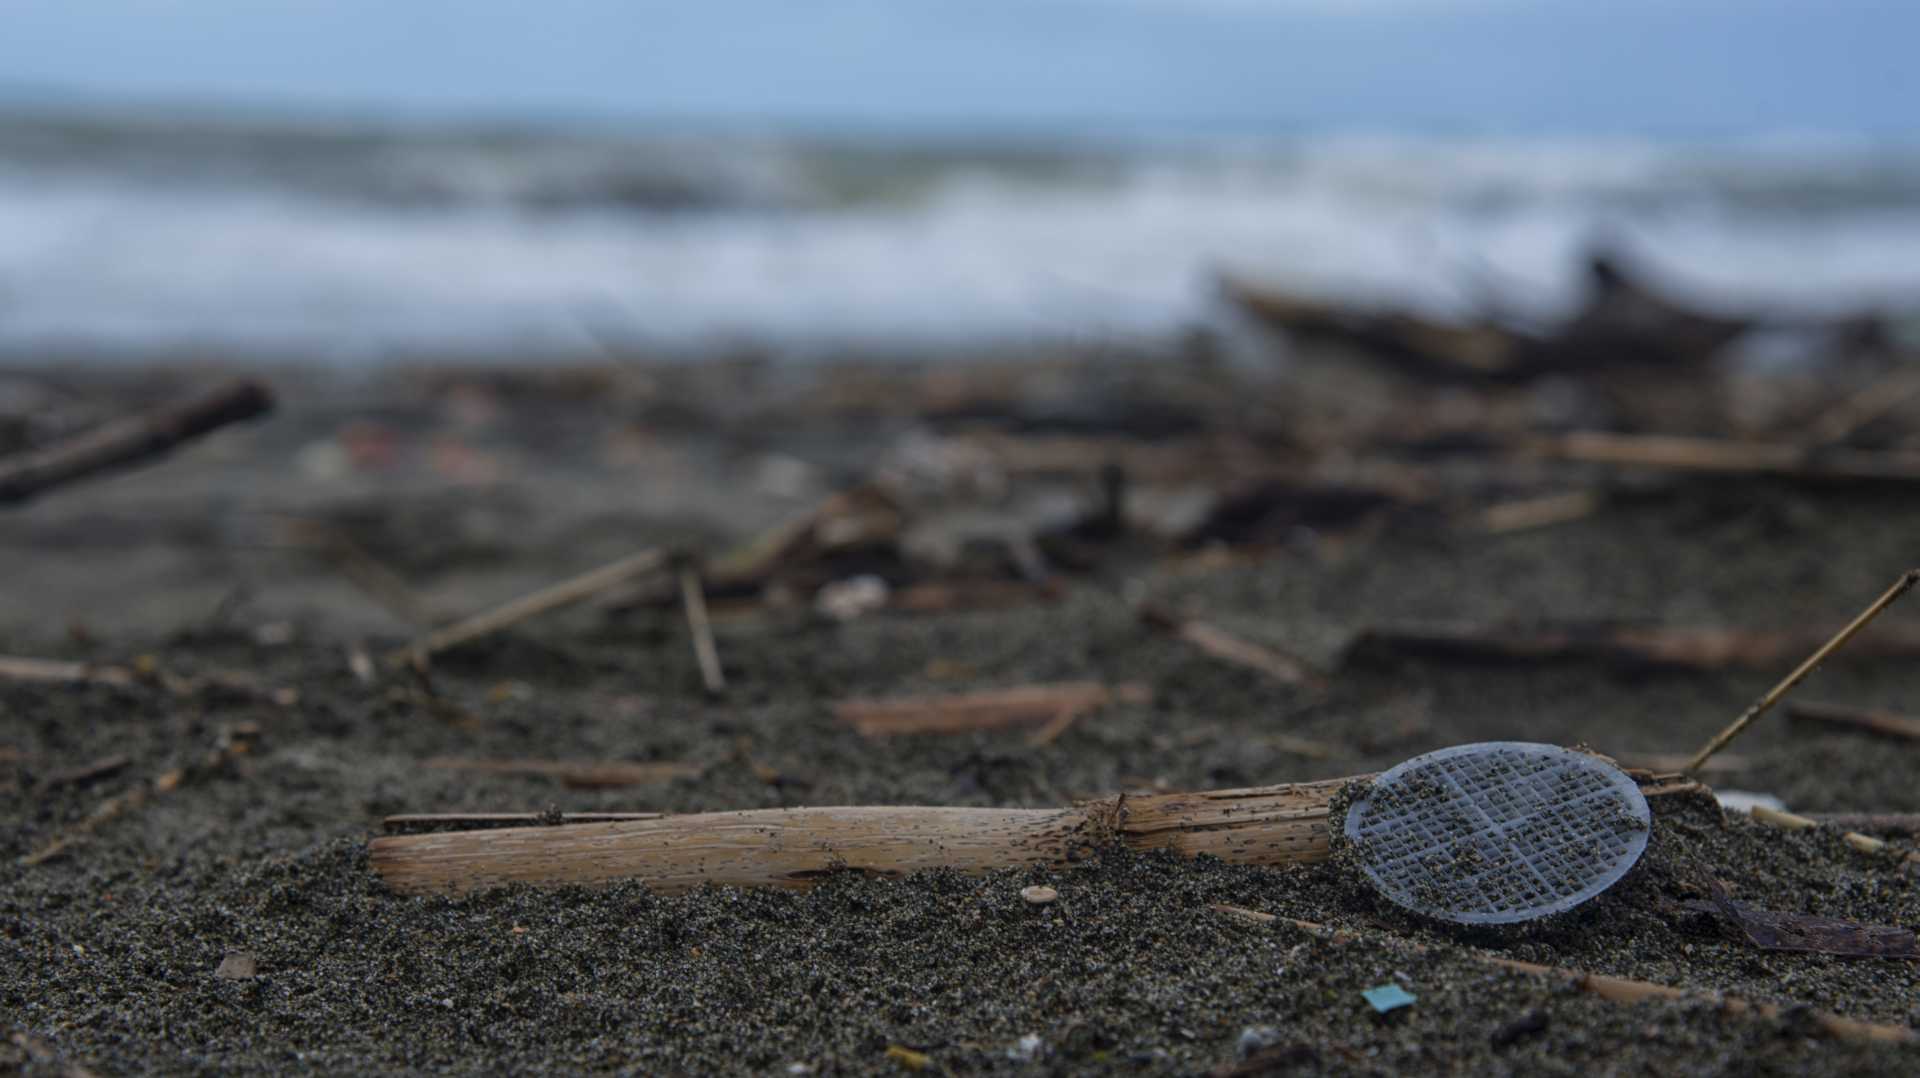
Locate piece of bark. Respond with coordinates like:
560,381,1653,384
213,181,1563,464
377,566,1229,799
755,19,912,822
1691,883,1920,960
1211,905,1914,1045
1787,701,1920,742
383,812,664,833
833,681,1150,739
390,547,667,666
1343,620,1920,672
0,378,273,506
1138,605,1327,690
422,757,702,789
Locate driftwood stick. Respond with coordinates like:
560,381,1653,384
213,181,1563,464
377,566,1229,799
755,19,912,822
1686,569,1920,773
1346,620,1920,672
1787,701,1920,743
1537,431,1920,486
383,811,664,832
1479,490,1602,534
677,559,727,696
423,757,703,789
1210,905,1914,1045
391,547,667,666
0,378,273,506
834,681,1151,738
1138,604,1327,690
0,652,294,704
370,777,1351,895
1802,367,1920,447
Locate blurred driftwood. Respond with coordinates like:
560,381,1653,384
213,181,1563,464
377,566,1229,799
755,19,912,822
1788,701,1920,742
834,681,1149,739
0,378,272,506
1344,620,1920,671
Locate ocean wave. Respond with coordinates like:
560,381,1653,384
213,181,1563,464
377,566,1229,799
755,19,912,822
2,109,1919,358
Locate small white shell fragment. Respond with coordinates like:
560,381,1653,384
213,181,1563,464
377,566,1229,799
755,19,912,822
1019,884,1058,905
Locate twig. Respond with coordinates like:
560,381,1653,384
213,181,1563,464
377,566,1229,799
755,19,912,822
20,723,259,866
1537,431,1920,486
389,547,667,666
0,378,273,506
0,652,295,704
423,757,702,789
1807,813,1920,837
676,557,726,696
1209,905,1914,1045
1479,490,1602,534
1747,805,1912,862
1685,569,1920,773
1347,619,1920,672
1802,367,1920,447
1787,701,1920,742
382,811,664,832
34,754,130,792
834,681,1151,739
1138,604,1327,690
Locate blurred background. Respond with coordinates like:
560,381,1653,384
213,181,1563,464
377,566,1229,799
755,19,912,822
2,0,1918,363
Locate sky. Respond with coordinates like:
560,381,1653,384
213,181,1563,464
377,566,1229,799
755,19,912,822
0,0,1914,136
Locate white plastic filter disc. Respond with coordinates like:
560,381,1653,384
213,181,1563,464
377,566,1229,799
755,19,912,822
1343,742,1652,925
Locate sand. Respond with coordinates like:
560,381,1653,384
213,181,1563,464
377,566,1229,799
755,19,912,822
4,357,1920,1074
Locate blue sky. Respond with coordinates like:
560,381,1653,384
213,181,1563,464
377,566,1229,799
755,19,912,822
0,0,1913,135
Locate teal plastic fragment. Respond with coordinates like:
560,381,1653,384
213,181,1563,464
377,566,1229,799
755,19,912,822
1361,984,1417,1013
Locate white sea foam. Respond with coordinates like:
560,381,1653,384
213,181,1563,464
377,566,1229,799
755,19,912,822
1,117,1917,360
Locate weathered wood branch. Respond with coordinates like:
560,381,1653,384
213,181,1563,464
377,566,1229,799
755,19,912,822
390,547,667,666
370,777,1351,896
0,378,273,506
1788,701,1920,743
833,681,1151,738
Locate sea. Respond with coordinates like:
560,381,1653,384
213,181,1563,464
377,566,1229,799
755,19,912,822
3,106,1919,363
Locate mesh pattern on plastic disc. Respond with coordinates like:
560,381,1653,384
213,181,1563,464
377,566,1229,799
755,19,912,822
1343,742,1651,925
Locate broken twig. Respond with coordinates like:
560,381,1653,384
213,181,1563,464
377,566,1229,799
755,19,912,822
390,547,667,666
1787,700,1920,743
676,557,726,696
423,757,702,789
1685,569,1920,773
0,378,273,506
1138,604,1327,690
833,681,1150,739
382,811,664,832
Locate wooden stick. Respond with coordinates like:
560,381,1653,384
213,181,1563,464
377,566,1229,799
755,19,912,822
390,547,667,666
1479,490,1602,535
1746,805,1908,862
1138,604,1327,690
0,655,135,688
1787,701,1920,742
1538,431,1920,486
833,681,1151,738
1807,813,1920,837
1802,367,1920,447
1210,905,1914,1045
1685,569,1920,773
423,757,702,789
370,777,1351,895
0,378,273,506
383,811,664,832
35,754,130,792
0,652,294,704
677,559,726,696
1346,620,1920,672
